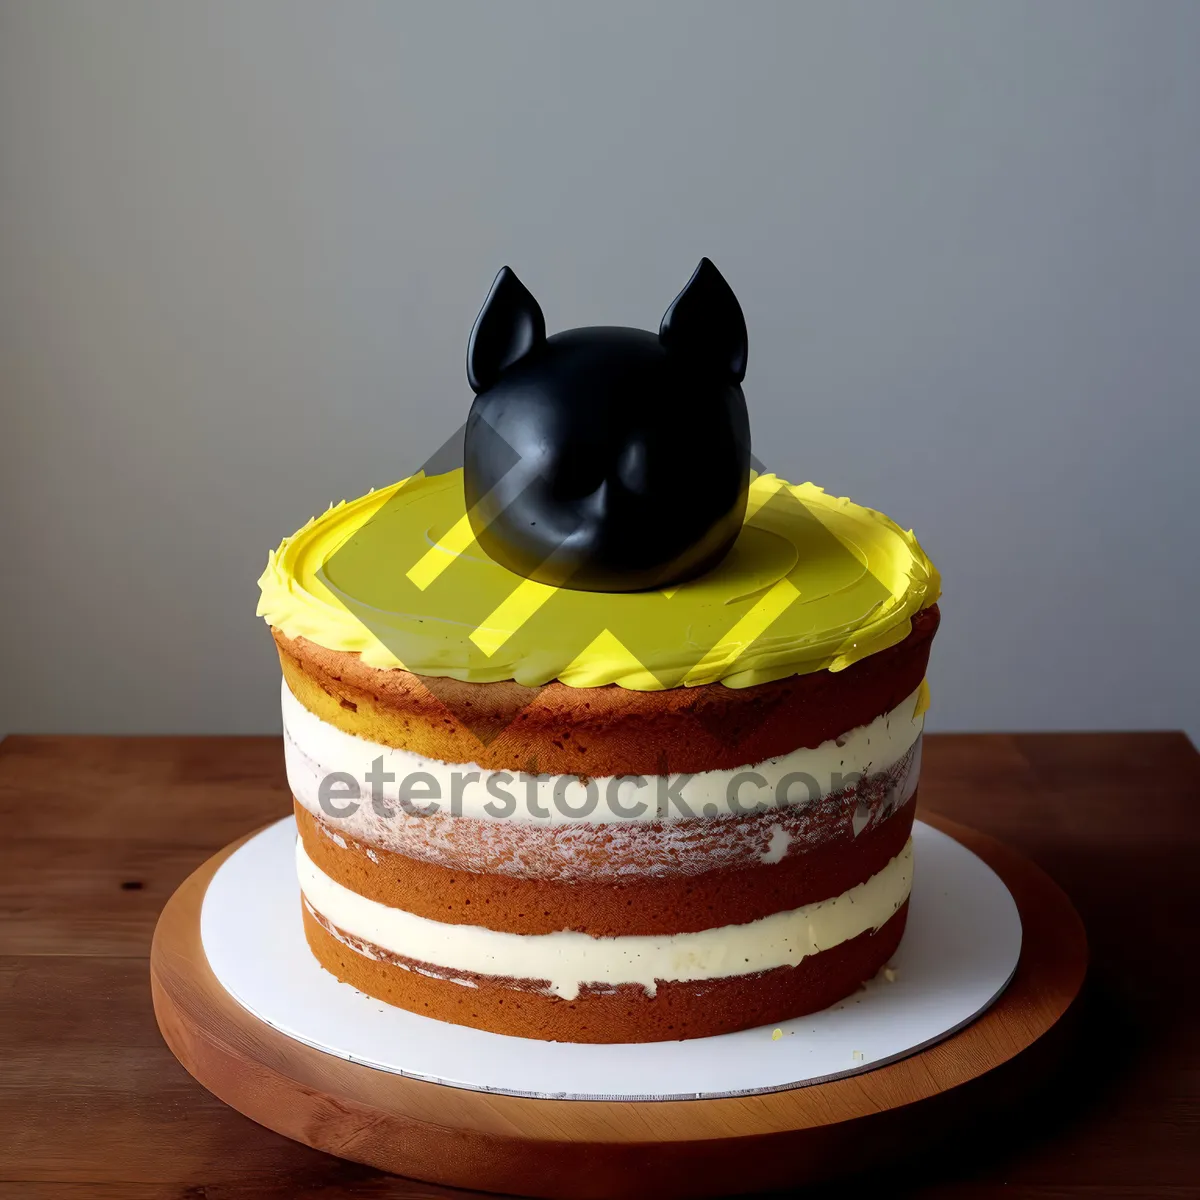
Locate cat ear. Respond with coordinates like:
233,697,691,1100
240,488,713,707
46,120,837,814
467,266,547,393
659,258,748,384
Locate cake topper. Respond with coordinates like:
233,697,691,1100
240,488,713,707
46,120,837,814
463,260,751,592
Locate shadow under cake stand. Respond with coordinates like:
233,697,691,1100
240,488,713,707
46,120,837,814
151,812,1087,1198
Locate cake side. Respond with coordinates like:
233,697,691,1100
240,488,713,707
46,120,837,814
279,616,930,1040
296,820,913,1042
273,604,937,776
294,789,917,933
301,901,910,1044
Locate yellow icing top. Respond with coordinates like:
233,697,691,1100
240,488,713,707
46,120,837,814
257,469,939,690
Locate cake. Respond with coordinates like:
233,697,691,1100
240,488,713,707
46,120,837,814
256,261,941,1043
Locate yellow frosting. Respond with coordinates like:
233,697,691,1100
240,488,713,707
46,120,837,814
257,469,939,690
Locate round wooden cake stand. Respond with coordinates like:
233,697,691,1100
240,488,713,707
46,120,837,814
151,813,1087,1199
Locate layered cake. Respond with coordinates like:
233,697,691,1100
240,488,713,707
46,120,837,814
256,261,941,1042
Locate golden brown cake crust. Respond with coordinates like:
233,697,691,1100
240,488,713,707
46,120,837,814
275,604,938,775
296,798,915,937
301,900,908,1044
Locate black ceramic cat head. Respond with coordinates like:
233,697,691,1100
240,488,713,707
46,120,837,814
462,260,750,592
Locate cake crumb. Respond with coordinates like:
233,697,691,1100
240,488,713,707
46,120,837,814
771,1028,783,1041
883,966,897,983
852,1050,864,1062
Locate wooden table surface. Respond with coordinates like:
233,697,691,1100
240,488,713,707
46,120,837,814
1,732,1198,1199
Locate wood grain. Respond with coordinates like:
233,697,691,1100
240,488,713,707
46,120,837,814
1,731,1198,1198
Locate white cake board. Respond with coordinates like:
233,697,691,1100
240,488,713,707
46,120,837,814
200,818,1021,1101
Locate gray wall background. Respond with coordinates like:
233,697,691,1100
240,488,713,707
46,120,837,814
2,1,1197,741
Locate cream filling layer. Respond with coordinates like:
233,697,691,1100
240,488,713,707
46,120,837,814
283,679,925,827
296,836,914,1000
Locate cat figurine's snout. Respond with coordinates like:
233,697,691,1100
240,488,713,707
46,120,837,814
463,260,751,592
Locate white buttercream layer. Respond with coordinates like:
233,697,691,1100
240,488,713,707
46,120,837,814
282,678,925,827
297,836,914,1000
